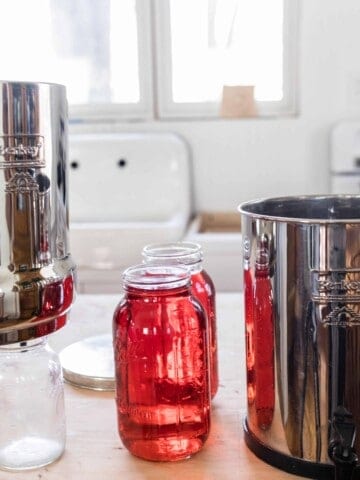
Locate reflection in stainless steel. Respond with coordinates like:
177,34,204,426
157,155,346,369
240,195,360,467
0,81,75,344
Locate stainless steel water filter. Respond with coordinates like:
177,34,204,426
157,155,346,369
240,195,360,480
0,81,75,345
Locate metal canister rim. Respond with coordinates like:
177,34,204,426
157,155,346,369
238,194,360,224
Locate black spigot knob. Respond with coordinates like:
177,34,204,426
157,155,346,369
329,406,359,480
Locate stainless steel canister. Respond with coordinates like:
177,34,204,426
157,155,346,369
0,81,75,345
240,195,360,480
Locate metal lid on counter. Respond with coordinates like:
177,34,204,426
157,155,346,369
59,334,115,391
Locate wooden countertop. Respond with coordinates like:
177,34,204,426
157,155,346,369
0,293,302,480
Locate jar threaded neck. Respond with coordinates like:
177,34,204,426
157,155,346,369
123,264,190,291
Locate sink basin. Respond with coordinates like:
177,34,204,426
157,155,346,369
70,217,188,270
69,132,192,291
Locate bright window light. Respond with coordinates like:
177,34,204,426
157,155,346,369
0,0,140,105
0,0,296,119
169,0,284,103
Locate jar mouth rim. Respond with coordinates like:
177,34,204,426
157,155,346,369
123,264,190,290
142,242,203,265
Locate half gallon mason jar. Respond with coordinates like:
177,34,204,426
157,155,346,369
113,264,211,461
142,242,219,399
0,338,65,470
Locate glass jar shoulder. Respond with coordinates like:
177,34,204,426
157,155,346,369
113,290,207,331
191,268,215,293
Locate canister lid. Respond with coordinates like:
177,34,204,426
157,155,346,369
0,81,66,136
59,334,115,391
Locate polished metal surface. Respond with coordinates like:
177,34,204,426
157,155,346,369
240,195,360,466
239,194,360,223
0,81,75,344
59,334,115,391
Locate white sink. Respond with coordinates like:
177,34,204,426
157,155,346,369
70,217,188,270
69,132,192,291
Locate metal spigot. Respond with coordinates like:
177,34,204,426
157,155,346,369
329,406,360,480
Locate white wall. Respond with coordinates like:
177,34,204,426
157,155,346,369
70,0,360,214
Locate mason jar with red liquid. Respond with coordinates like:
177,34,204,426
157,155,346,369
142,242,218,399
113,264,211,461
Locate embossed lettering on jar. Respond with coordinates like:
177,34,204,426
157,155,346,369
142,242,219,399
113,264,211,462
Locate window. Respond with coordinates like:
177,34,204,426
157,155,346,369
0,0,153,120
0,0,298,120
155,0,298,117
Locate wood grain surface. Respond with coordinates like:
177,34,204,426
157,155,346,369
0,293,302,480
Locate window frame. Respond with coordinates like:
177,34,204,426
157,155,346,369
69,0,154,123
153,0,299,120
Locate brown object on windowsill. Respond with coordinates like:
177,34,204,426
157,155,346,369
220,85,258,118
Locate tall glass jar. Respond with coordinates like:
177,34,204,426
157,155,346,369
142,242,219,398
113,264,211,461
0,338,65,471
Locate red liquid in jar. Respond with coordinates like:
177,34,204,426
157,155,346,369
253,263,274,429
191,269,218,399
113,285,210,462
244,267,255,405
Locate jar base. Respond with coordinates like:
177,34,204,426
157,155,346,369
0,437,64,471
124,436,205,462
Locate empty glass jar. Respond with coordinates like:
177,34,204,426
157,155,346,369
113,264,211,461
142,242,219,398
0,338,66,471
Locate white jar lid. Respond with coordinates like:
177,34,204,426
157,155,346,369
59,334,115,391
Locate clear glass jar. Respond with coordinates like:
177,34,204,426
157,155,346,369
113,264,211,461
0,338,66,471
142,242,219,398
